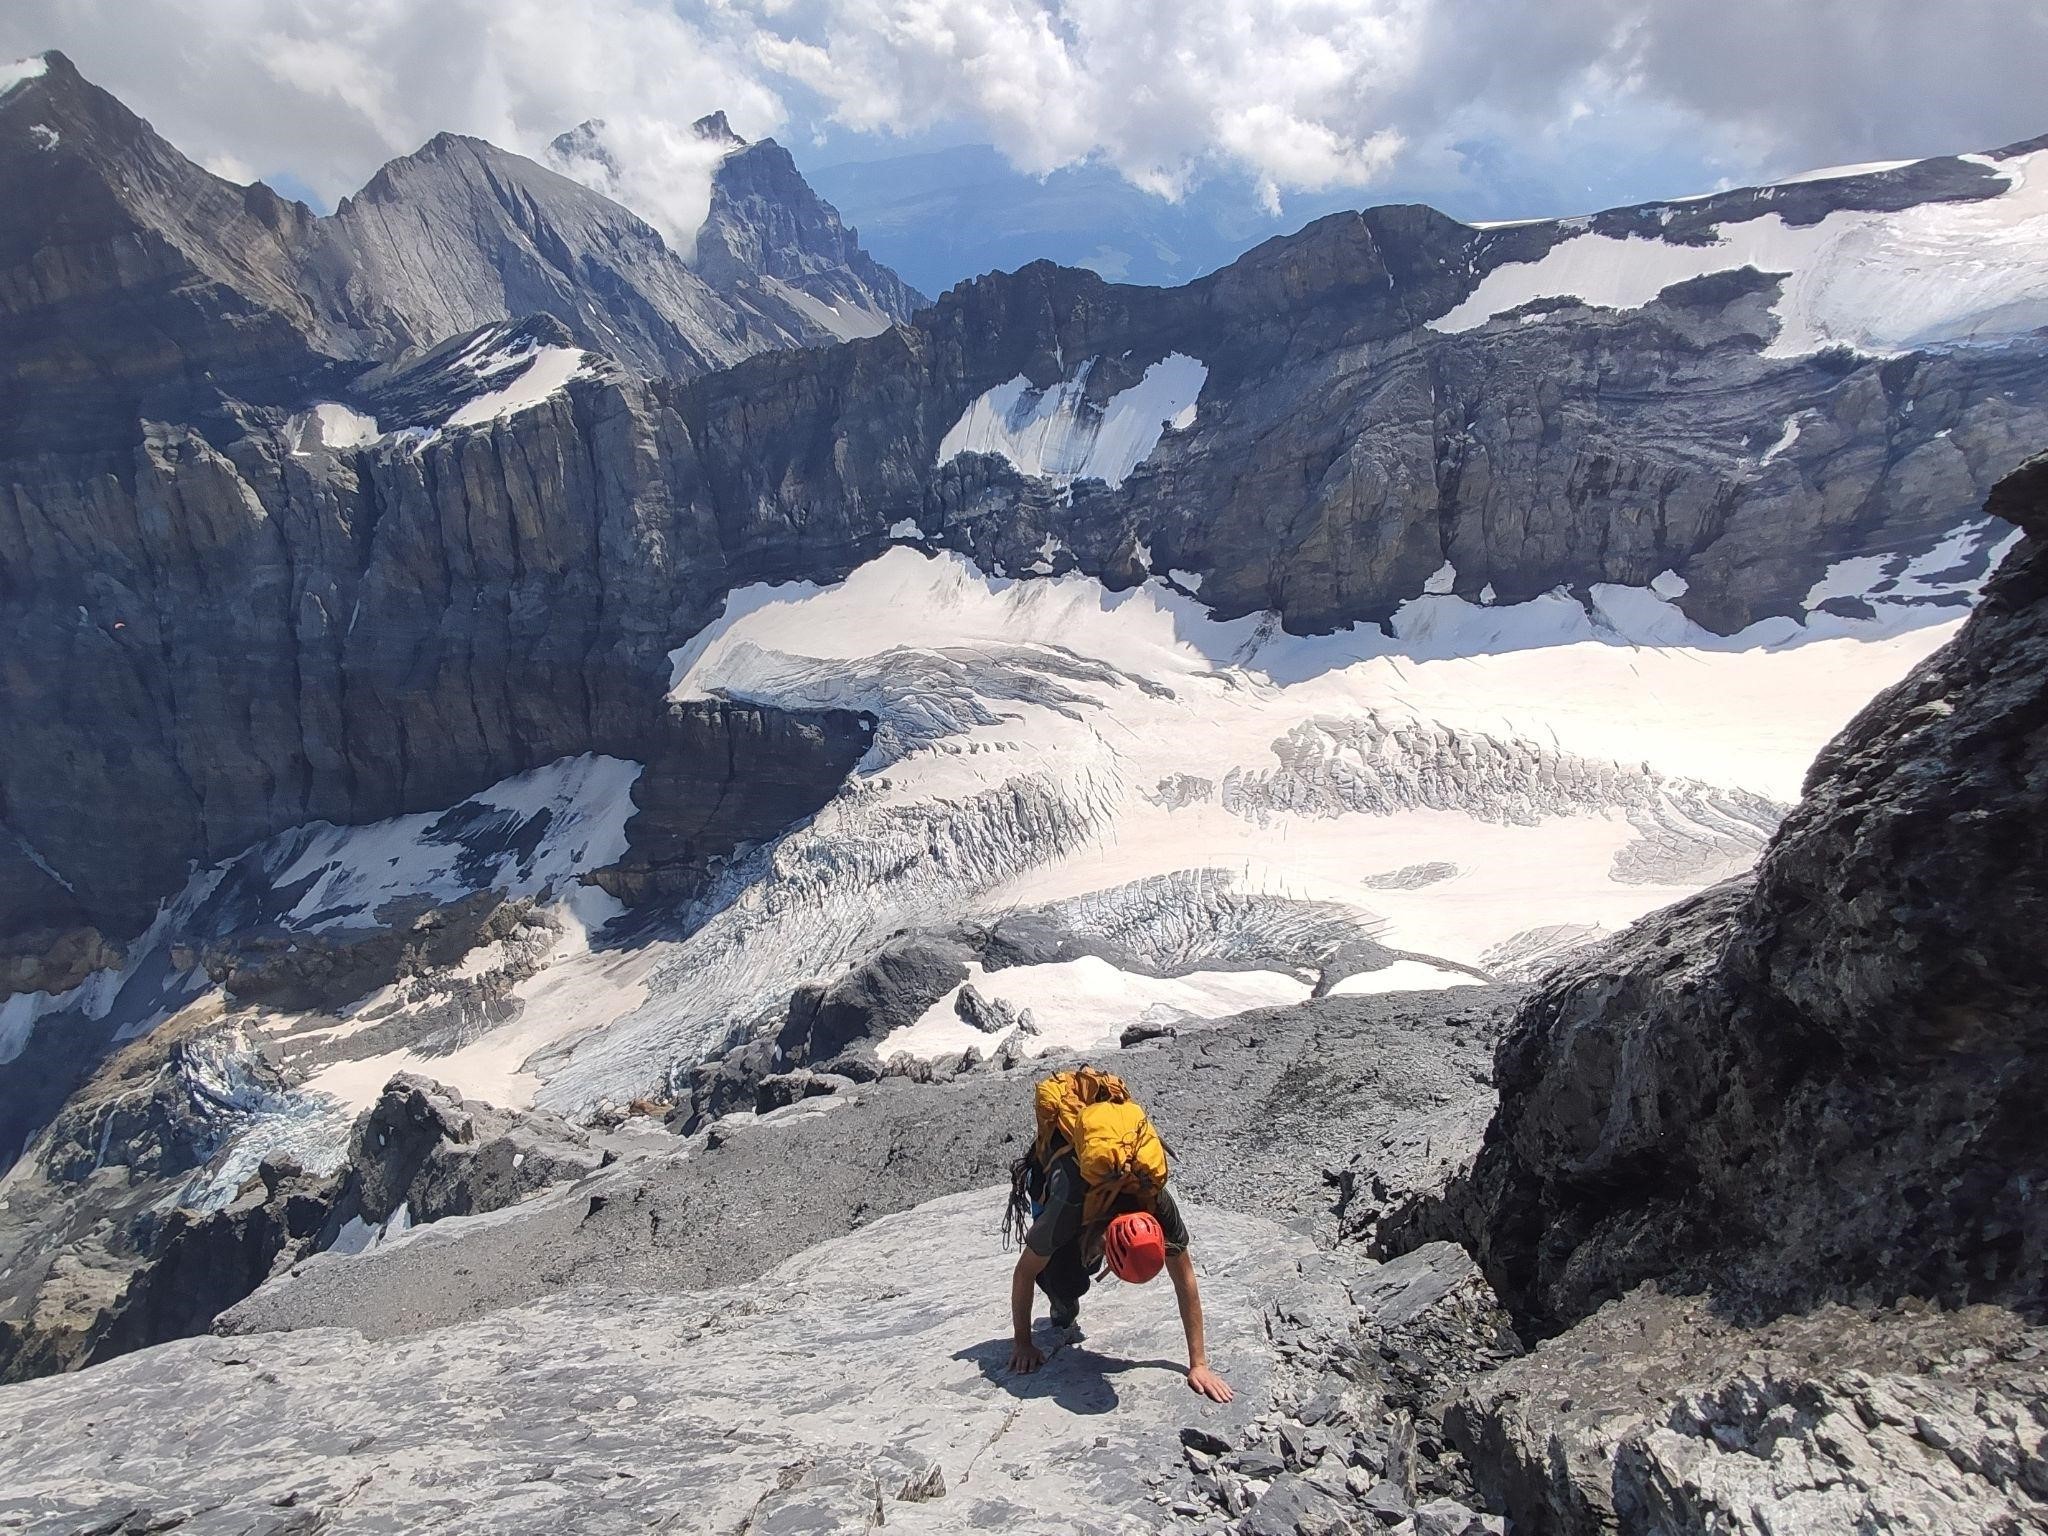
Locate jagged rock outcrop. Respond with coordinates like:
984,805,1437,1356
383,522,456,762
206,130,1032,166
1443,1287,2048,1534
547,110,925,345
0,1070,604,1383
1455,453,2048,1332
776,934,976,1069
324,1073,605,1234
691,123,927,339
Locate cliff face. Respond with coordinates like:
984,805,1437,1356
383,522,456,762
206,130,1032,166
1459,454,2048,1332
7,199,2048,992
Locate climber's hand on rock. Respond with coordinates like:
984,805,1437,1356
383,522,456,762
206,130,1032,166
1010,1338,1046,1374
1187,1364,1233,1402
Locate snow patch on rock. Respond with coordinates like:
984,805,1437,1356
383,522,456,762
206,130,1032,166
445,344,590,428
270,756,639,932
1802,519,2021,619
880,958,1311,1062
291,403,380,455
1760,415,1803,464
938,353,1207,489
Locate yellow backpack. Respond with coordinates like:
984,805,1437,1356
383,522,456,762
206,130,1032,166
1032,1067,1170,1228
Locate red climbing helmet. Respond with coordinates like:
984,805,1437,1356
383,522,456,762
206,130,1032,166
1103,1210,1168,1283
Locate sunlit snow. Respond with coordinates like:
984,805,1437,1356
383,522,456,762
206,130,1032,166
1434,149,2048,354
446,345,591,429
879,959,1311,1062
271,755,640,931
937,353,1207,488
291,403,380,455
1773,158,1918,186
1326,961,1483,996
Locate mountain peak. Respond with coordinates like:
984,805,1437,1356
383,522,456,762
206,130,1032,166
548,118,619,182
692,110,745,149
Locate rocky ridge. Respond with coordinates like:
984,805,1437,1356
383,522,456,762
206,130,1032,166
0,1070,610,1382
550,111,928,343
0,51,924,455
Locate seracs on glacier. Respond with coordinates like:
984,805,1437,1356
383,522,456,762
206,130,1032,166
2,520,2007,1166
515,543,1973,1113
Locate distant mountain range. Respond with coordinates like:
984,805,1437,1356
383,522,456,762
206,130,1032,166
0,51,922,456
804,143,1370,293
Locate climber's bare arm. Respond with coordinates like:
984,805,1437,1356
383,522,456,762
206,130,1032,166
1167,1249,1233,1402
1008,1248,1049,1373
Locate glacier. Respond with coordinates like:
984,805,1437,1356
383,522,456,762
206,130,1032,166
3,522,2002,1161
535,541,1976,1111
1435,147,2048,354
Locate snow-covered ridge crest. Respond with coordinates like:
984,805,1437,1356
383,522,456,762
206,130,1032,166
1434,148,2048,355
443,336,592,429
938,353,1206,489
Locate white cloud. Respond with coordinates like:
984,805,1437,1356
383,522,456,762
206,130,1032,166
0,0,785,243
750,0,1430,205
545,116,742,258
2,0,2044,246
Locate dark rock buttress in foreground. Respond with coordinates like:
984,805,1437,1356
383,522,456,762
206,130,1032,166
1460,452,2048,1330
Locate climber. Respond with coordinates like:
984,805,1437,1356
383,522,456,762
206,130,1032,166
1002,1067,1233,1403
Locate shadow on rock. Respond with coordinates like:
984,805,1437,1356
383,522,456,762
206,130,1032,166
954,1332,1189,1415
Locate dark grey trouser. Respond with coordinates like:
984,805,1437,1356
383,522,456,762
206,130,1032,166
1037,1237,1092,1313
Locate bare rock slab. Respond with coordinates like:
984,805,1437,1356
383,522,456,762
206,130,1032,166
0,1190,1300,1534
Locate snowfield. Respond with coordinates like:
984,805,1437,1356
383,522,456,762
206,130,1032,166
445,342,591,427
1435,148,2048,354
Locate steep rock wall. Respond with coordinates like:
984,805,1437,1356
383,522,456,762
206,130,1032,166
1457,454,2048,1331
